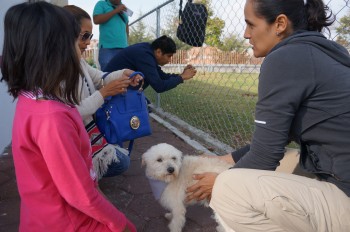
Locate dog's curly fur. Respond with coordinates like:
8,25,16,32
142,143,231,232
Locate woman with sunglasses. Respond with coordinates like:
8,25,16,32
64,5,142,180
1,2,136,231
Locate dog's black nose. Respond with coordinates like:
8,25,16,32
167,167,174,174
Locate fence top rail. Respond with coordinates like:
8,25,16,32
129,0,175,26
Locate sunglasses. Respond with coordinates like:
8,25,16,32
80,32,93,41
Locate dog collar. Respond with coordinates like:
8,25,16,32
147,177,168,200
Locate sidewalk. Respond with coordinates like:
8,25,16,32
0,117,219,232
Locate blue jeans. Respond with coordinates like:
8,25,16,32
98,47,123,71
103,148,130,177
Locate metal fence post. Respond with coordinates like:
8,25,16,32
156,7,161,109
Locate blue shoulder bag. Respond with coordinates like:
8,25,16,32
95,71,152,152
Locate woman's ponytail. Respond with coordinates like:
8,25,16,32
305,0,335,32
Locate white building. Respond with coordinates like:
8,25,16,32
0,0,68,154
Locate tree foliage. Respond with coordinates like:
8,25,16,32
219,34,247,52
128,15,154,45
335,11,350,49
196,0,225,47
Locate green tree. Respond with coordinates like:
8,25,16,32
128,19,154,45
85,57,97,68
205,17,225,47
197,0,225,47
336,12,350,49
219,34,247,53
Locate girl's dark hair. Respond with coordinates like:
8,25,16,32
252,0,335,32
151,35,177,54
63,5,91,26
1,1,81,104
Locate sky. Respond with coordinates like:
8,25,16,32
68,0,168,40
68,0,348,41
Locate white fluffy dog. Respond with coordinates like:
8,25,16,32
142,143,231,232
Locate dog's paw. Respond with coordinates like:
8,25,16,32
216,224,226,232
214,213,234,232
165,212,172,220
169,223,182,232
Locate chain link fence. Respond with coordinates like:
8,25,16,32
127,0,350,152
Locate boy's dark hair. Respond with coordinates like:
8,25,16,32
151,35,177,54
63,5,91,26
1,1,81,104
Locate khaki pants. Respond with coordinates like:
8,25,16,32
210,169,350,232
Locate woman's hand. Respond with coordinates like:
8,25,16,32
185,154,234,202
99,76,130,98
186,172,218,202
123,69,143,87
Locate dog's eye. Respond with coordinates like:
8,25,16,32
172,157,176,161
157,158,162,162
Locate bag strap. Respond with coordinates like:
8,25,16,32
102,72,110,79
85,120,105,146
179,0,193,22
127,140,134,153
117,13,127,24
129,71,145,92
129,71,144,79
106,0,127,24
179,0,183,21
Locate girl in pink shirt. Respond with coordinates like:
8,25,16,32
1,2,135,232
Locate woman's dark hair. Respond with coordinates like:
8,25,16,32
63,5,91,25
151,35,177,54
251,0,335,32
1,1,81,104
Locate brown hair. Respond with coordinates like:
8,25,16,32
63,5,91,25
1,1,82,104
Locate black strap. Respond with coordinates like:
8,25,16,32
83,76,92,96
179,0,194,21
179,0,183,21
107,0,127,24
91,133,104,146
102,72,110,80
127,140,134,155
117,13,127,24
85,120,105,146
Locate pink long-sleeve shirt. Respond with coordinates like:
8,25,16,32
12,95,134,232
